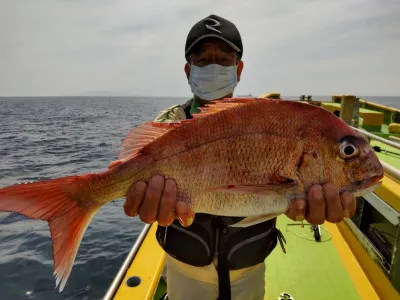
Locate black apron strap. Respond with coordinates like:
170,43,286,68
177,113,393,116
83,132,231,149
216,218,231,300
217,249,231,300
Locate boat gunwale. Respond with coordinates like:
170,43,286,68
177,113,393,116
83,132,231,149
103,223,151,300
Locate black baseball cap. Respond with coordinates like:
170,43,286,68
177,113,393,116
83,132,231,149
185,14,243,60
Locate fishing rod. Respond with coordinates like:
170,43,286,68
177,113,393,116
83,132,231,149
373,145,400,157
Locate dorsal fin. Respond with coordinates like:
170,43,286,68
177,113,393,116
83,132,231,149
185,98,260,121
117,98,265,161
117,122,180,161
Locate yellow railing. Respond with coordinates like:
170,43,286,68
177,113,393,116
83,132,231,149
104,223,166,300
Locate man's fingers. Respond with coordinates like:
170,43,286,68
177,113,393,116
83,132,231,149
306,185,326,225
176,201,194,227
341,191,356,218
324,183,344,223
124,181,147,217
139,175,165,224
157,179,178,226
285,199,306,221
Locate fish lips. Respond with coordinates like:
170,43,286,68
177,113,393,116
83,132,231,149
357,148,384,191
360,174,383,190
352,175,383,198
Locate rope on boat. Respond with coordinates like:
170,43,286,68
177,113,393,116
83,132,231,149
285,223,332,243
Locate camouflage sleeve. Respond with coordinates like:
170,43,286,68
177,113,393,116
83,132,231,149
153,104,187,123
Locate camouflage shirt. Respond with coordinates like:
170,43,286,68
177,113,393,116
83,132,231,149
153,97,205,123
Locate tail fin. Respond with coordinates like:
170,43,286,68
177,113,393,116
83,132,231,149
0,173,106,291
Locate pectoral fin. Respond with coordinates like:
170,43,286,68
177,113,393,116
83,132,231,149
229,213,281,228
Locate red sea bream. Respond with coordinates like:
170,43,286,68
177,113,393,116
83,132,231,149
0,98,383,291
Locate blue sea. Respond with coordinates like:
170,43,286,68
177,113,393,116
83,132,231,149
0,96,399,300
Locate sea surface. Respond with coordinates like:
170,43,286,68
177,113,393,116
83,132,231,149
0,95,399,300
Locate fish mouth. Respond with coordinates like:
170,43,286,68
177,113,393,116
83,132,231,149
354,174,384,195
352,175,383,197
360,174,384,189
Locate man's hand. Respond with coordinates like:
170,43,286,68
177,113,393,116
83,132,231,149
123,175,194,227
285,183,357,224
123,171,356,227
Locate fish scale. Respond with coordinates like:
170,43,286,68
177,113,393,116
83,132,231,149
140,134,302,216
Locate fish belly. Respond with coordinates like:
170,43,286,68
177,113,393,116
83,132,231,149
190,191,291,217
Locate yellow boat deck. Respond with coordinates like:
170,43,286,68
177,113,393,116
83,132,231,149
265,217,375,300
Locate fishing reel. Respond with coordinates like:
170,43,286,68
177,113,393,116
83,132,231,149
310,224,322,242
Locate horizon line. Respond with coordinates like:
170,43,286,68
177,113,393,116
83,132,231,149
0,94,399,98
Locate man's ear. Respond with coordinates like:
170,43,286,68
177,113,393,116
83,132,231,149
184,63,190,80
237,60,244,82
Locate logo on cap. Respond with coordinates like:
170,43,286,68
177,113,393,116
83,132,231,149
204,17,221,34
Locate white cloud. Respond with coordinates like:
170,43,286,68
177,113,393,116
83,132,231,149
0,0,399,96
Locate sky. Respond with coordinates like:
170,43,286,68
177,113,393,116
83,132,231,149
0,0,399,97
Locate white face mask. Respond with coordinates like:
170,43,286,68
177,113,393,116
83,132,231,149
188,64,238,101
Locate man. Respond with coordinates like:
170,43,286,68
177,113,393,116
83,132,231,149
122,15,356,300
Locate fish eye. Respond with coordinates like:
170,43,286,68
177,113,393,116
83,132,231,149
340,142,359,158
